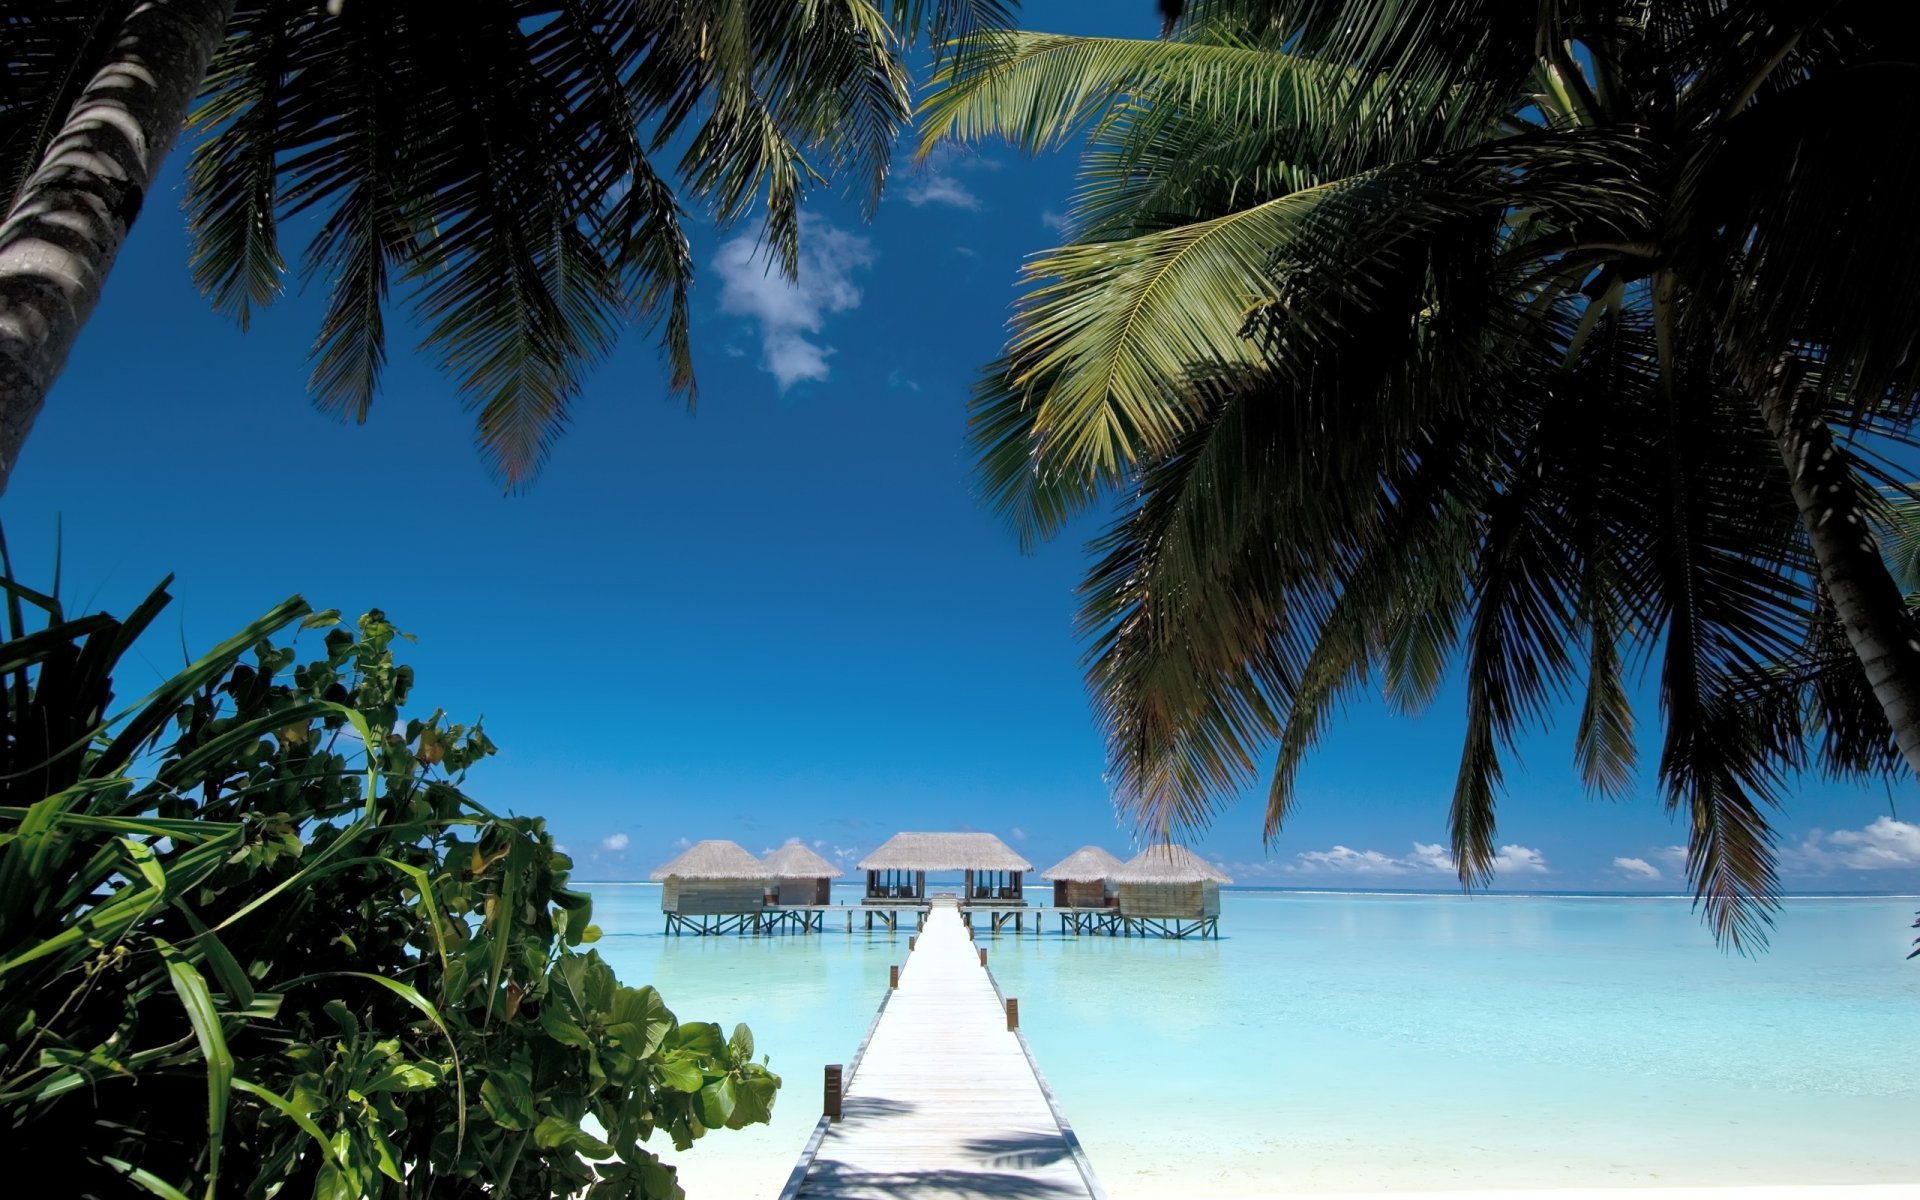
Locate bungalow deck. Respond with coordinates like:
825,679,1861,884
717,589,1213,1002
664,903,1217,938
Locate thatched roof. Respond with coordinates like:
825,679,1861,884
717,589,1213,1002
1040,845,1125,882
858,832,1033,872
649,840,767,881
1111,844,1233,885
760,843,843,879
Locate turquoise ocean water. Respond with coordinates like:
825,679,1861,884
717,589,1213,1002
588,885,1919,1198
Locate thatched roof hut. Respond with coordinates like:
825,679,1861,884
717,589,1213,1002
1110,844,1233,885
858,833,1032,872
650,839,766,881
1041,846,1125,881
650,840,767,917
857,833,1033,903
760,843,841,906
761,843,843,878
1112,845,1231,921
1040,845,1124,908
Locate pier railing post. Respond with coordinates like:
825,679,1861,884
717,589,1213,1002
978,947,987,968
1006,997,1019,1031
908,935,916,952
889,963,900,989
824,1064,843,1120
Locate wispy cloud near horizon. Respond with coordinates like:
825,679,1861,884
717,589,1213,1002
1281,840,1550,878
1790,817,1920,871
1614,856,1662,880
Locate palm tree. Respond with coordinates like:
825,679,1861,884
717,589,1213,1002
0,0,1011,492
922,0,1920,945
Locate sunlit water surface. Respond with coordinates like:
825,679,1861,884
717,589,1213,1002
588,885,1919,1198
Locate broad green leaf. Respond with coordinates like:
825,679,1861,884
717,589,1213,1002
481,1071,537,1129
606,985,674,1059
653,1051,703,1093
534,1113,615,1159
362,1061,442,1092
698,1074,736,1127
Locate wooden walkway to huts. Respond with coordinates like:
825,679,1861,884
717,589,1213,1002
778,899,1105,1200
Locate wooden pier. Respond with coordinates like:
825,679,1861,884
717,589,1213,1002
778,900,1105,1199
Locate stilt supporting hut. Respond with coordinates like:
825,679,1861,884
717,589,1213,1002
651,840,769,935
1110,845,1231,939
1040,846,1123,934
858,833,1032,930
760,843,842,932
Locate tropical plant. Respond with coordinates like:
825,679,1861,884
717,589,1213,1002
0,0,1012,493
0,564,774,1198
922,0,1920,945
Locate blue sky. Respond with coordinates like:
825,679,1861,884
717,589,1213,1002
4,1,1915,899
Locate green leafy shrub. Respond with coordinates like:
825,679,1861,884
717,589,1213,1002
0,573,776,1198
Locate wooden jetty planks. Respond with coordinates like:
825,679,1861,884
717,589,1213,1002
781,900,1104,1199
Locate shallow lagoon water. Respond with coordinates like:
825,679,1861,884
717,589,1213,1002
589,885,1920,1198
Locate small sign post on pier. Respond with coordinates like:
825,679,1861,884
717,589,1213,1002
823,1064,842,1120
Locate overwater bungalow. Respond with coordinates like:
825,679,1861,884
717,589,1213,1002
858,832,1032,905
1110,845,1232,939
651,839,768,935
761,842,841,906
1040,846,1122,909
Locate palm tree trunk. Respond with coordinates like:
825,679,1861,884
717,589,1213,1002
1760,384,1920,778
0,0,236,495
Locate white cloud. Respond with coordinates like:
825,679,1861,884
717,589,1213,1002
713,216,874,389
901,146,995,211
1653,845,1687,871
1614,856,1662,881
1009,826,1028,842
601,832,630,853
887,369,921,393
1792,817,1920,871
812,839,827,850
1288,840,1548,877
1492,845,1550,875
672,836,691,851
1408,842,1454,872
904,175,981,209
1040,210,1070,234
1294,845,1417,876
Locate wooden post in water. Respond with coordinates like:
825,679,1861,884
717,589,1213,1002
909,935,916,952
1006,997,1019,1031
824,1064,843,1120
889,963,900,989
978,947,987,968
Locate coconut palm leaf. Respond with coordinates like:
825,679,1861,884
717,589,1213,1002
182,0,1011,489
936,0,1920,946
